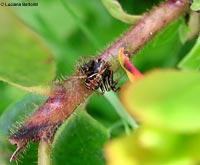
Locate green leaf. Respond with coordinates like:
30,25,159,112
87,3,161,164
191,0,200,11
52,108,109,165
121,70,200,132
105,126,200,165
0,94,46,164
0,8,55,93
178,35,200,70
134,19,183,71
101,0,141,24
0,82,27,115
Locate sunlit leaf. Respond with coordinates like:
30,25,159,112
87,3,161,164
105,126,200,165
121,70,200,132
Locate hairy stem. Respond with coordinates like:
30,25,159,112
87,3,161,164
100,0,189,70
9,0,190,161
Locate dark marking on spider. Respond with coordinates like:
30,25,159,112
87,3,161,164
78,57,119,94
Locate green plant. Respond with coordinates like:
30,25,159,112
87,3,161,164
0,0,200,165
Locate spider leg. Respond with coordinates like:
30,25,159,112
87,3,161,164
113,71,125,85
107,69,120,92
103,75,110,91
72,75,87,79
76,56,90,72
99,82,105,95
78,56,95,65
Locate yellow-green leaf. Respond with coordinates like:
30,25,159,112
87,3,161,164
105,127,200,165
121,70,200,132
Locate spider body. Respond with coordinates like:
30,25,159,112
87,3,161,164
79,57,118,93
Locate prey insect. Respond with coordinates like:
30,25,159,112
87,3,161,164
78,57,119,94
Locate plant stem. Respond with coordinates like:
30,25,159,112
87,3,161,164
100,0,189,70
38,140,51,165
108,120,124,132
104,91,138,129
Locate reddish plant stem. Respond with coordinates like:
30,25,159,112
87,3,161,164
9,0,189,162
100,0,189,70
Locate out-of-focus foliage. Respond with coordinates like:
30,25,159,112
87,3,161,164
106,70,200,164
52,108,109,165
106,127,200,165
101,0,142,24
121,70,200,133
191,0,200,11
0,0,200,164
179,35,200,70
13,0,129,76
0,8,56,91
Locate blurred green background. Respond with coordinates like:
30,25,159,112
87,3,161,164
0,0,198,164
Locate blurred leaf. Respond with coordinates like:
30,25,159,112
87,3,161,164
121,70,200,132
52,108,109,165
0,94,46,164
101,0,141,24
13,0,128,76
0,82,27,115
178,35,200,70
0,8,55,93
191,0,200,11
105,126,200,165
60,0,101,48
134,19,183,71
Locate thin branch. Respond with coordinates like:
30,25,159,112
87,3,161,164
104,91,138,129
38,139,51,165
9,0,190,161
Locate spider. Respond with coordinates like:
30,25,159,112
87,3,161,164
78,57,119,93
